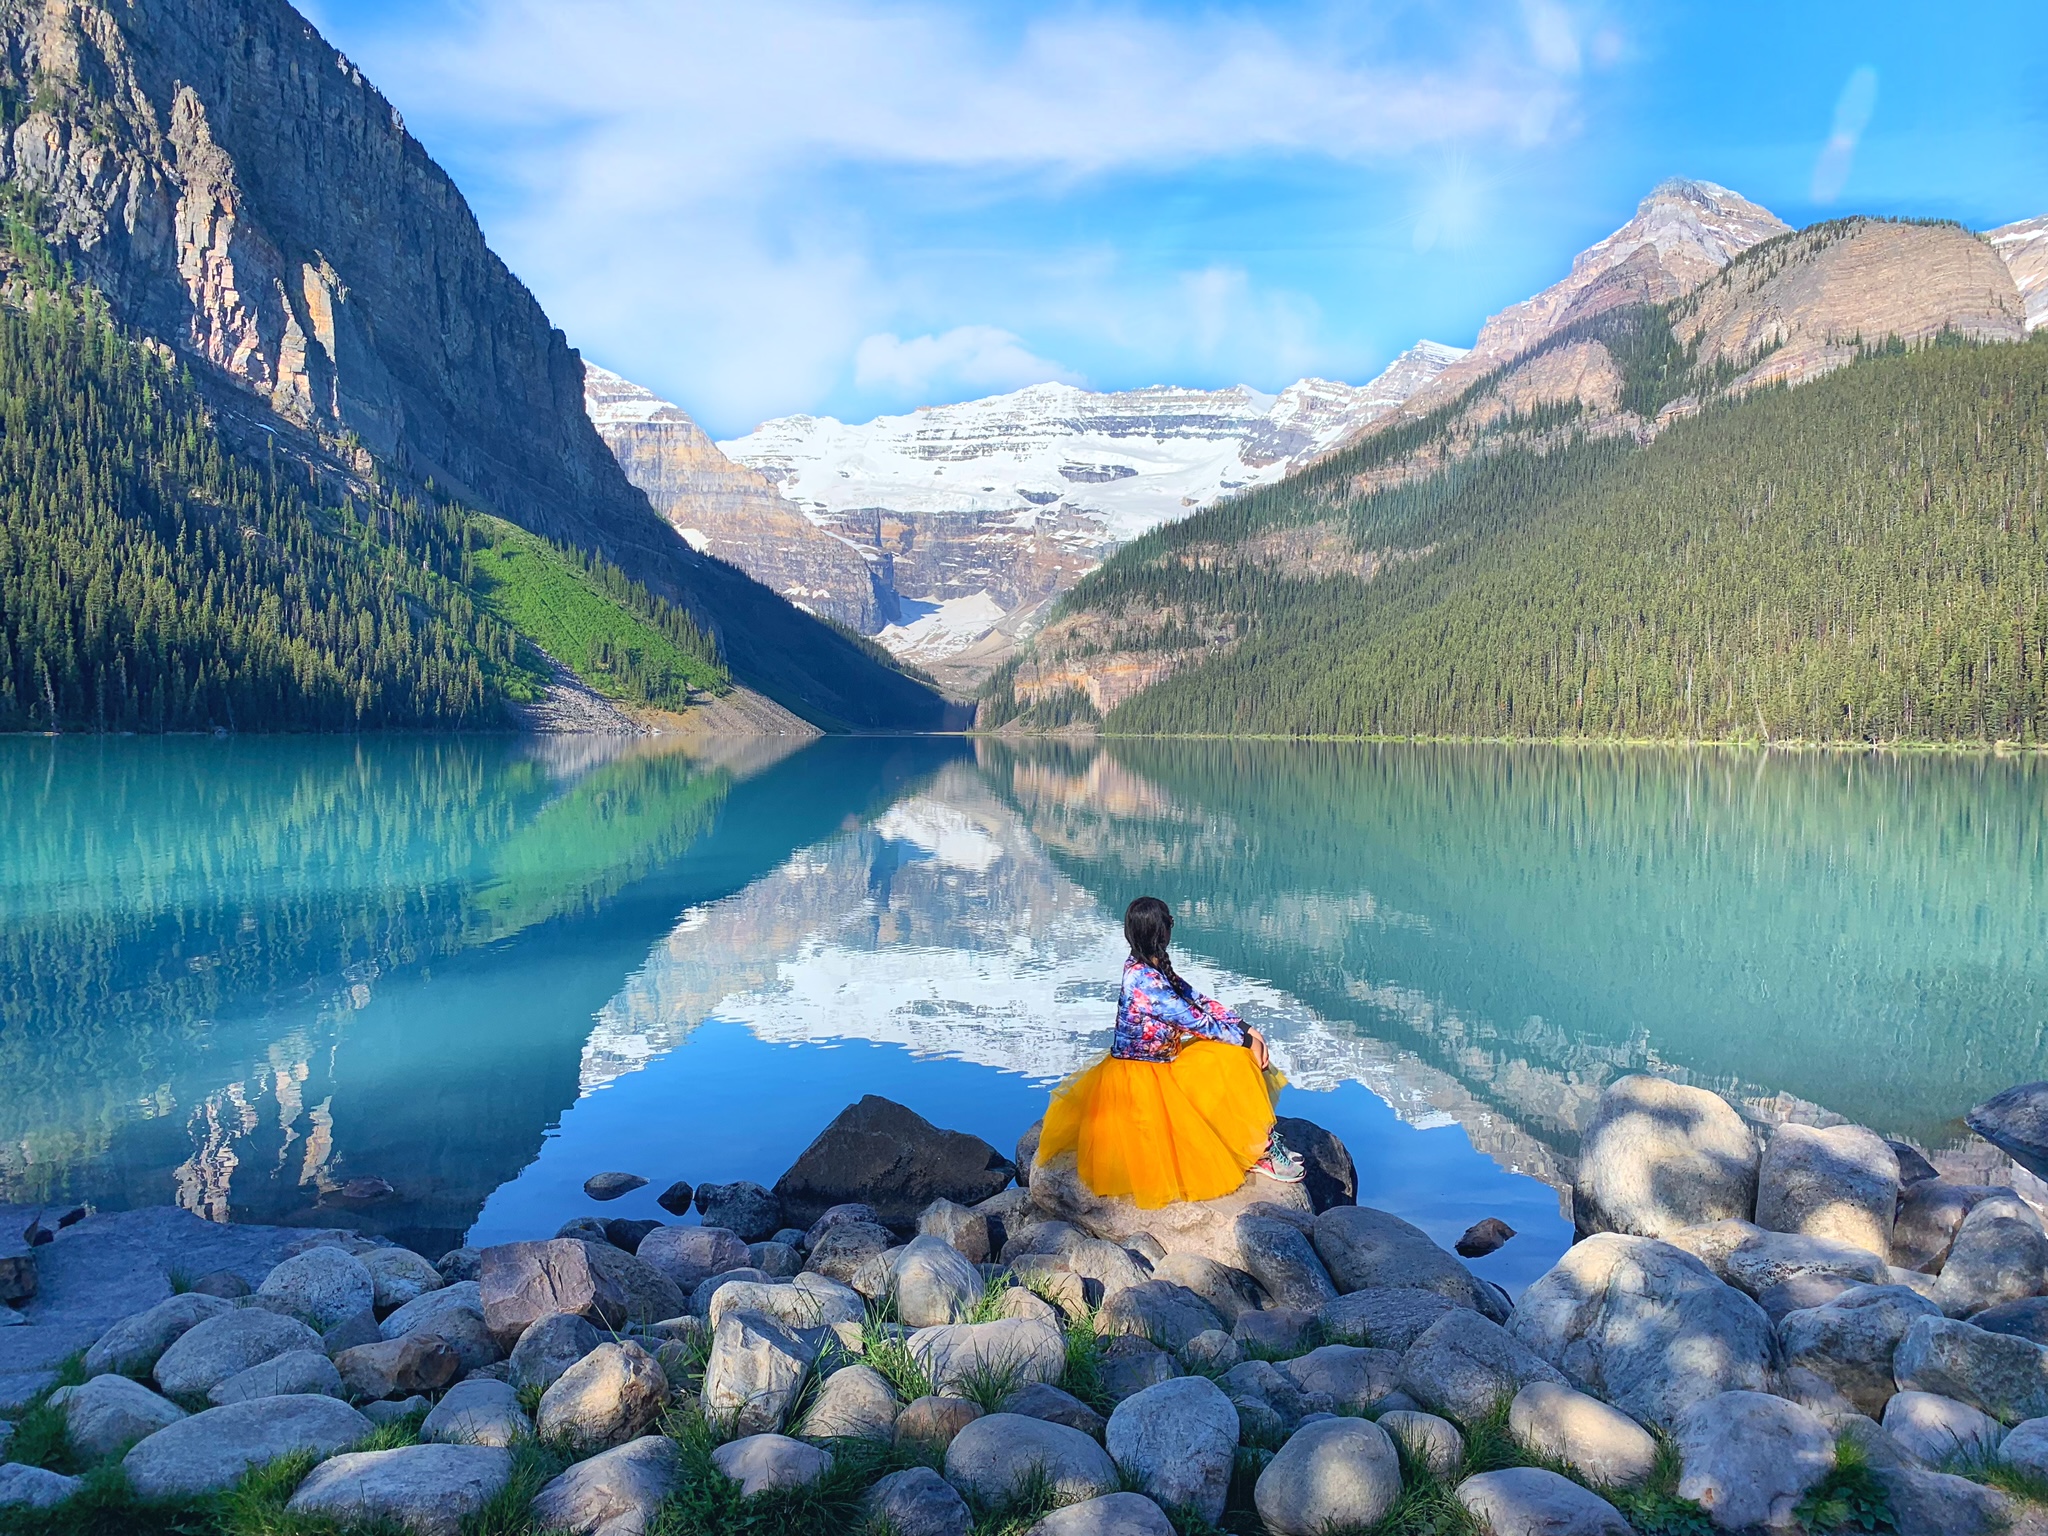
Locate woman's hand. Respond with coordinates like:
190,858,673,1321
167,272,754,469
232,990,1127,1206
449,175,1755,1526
1246,1027,1270,1070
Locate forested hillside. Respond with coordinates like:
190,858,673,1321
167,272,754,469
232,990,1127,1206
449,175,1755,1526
0,229,727,732
1008,326,2048,744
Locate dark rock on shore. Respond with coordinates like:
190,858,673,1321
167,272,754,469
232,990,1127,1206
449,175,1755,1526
774,1096,1015,1230
1274,1117,1357,1214
695,1181,783,1243
656,1181,696,1217
1456,1219,1516,1259
1969,1082,2048,1182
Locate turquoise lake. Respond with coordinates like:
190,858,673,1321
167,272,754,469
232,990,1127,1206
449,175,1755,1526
4,734,2046,1295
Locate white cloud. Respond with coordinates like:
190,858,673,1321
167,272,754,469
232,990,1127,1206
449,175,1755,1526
1811,65,1879,204
855,327,1080,396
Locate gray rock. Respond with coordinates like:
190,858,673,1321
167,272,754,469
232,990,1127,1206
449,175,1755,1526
378,1282,499,1374
437,1248,482,1283
1105,1375,1238,1523
286,1443,513,1536
804,1202,883,1249
1232,1306,1317,1356
84,1293,236,1379
894,1235,984,1327
422,1379,531,1447
188,1270,252,1300
0,1464,83,1508
1674,1390,1833,1531
1932,1197,2048,1317
804,1219,896,1286
584,1173,648,1201
1236,1217,1338,1310
1253,1416,1402,1535
798,1362,899,1440
1002,1381,1107,1438
1572,1075,1759,1239
1273,1115,1357,1215
558,1219,613,1245
207,1348,344,1405
944,1411,1118,1508
692,1182,782,1243
1895,1314,2048,1422
1277,1344,1401,1412
774,1095,1015,1231
121,1393,374,1498
363,1396,428,1427
1098,1336,1177,1402
1968,1081,2048,1183
1892,1182,2009,1272
1455,1468,1632,1536
153,1307,323,1400
1508,1233,1774,1430
998,1285,1062,1328
895,1395,985,1452
919,1199,994,1265
702,1311,816,1435
746,1241,802,1279
1022,1492,1175,1536
1961,1294,2048,1345
910,1316,1065,1395
577,1240,689,1327
1889,1141,1941,1186
1755,1122,1900,1257
1754,1272,1858,1322
508,1312,602,1394
1148,1253,1262,1324
1399,1307,1567,1423
1778,1283,1940,1416
1097,1281,1224,1353
334,1332,461,1400
477,1240,629,1346
530,1434,677,1535
1722,1228,1891,1296
537,1340,667,1452
707,1273,864,1333
1063,1238,1152,1302
1219,1359,1331,1438
1180,1329,1241,1372
1998,1414,2048,1478
692,1266,776,1316
1869,1462,2014,1536
1312,1206,1496,1316
710,1432,832,1496
852,1246,907,1303
863,1465,972,1536
1882,1390,2003,1465
1379,1409,1463,1476
604,1219,665,1254
358,1248,445,1314
656,1181,696,1217
1509,1381,1657,1488
322,1307,384,1356
256,1246,378,1331
1319,1286,1457,1351
49,1372,187,1458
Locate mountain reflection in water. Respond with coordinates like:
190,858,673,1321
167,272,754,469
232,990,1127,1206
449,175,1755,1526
3,735,2044,1275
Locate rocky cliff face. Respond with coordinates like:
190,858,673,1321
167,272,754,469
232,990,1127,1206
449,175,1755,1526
0,0,944,729
1990,215,2048,332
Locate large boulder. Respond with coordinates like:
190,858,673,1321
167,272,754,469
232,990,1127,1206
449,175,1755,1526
895,1395,984,1454
799,1363,901,1441
1104,1376,1239,1524
529,1435,679,1536
83,1293,235,1378
1997,1415,2048,1479
775,1096,1015,1230
1754,1123,1900,1258
1273,1116,1357,1214
945,1412,1118,1508
1399,1309,1567,1423
893,1235,983,1326
1149,1254,1263,1325
1507,1233,1774,1429
285,1444,513,1536
1277,1345,1402,1413
1965,1295,2048,1345
702,1312,816,1435
635,1226,751,1293
919,1199,994,1266
477,1240,629,1346
49,1373,187,1459
1097,1282,1224,1353
0,1465,80,1509
422,1379,531,1448
694,1266,777,1315
508,1312,603,1394
1003,1382,1108,1439
1098,1338,1177,1404
1719,1229,1890,1297
334,1333,461,1400
1378,1409,1464,1476
1455,1469,1631,1536
1253,1417,1402,1535
910,1316,1065,1395
1509,1381,1656,1487
1869,1463,2014,1536
1931,1197,2048,1317
1319,1287,1457,1350
1311,1206,1499,1316
1022,1493,1175,1536
1882,1390,2003,1465
1967,1081,2048,1182
536,1340,667,1453
153,1308,324,1400
1673,1391,1833,1531
1892,1182,2009,1272
711,1433,832,1496
1894,1314,2048,1423
208,1349,346,1405
358,1248,445,1314
804,1219,897,1286
1236,1217,1338,1309
378,1282,499,1374
1778,1284,1941,1416
695,1182,783,1243
257,1246,379,1331
1029,1152,1311,1270
863,1466,973,1536
1572,1075,1759,1238
121,1394,373,1498
706,1273,864,1333
576,1241,688,1326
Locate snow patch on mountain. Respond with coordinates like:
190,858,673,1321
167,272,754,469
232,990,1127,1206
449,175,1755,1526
1990,215,2048,332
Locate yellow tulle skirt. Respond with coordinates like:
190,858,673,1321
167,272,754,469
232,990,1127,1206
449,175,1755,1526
1037,1039,1286,1209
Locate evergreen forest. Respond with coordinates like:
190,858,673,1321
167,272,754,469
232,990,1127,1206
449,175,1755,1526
1031,323,2048,743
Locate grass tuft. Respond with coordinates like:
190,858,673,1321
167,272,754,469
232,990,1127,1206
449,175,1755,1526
858,1308,935,1404
1792,1433,1897,1533
1053,1312,1112,1417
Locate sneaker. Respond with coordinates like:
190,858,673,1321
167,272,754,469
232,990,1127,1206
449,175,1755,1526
1254,1131,1306,1183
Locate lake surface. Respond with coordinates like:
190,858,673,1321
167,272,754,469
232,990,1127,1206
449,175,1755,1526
4,734,2046,1295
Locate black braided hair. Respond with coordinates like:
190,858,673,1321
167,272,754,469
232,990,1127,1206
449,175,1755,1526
1124,895,1194,1001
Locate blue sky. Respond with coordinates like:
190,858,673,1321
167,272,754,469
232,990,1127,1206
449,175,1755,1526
304,0,2046,439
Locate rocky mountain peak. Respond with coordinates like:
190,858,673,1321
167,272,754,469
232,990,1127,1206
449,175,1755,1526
1989,215,2048,331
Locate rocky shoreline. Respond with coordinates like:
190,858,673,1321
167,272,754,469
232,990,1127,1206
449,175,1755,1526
5,1085,2048,1533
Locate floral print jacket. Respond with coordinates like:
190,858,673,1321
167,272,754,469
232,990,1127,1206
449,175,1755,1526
1112,957,1247,1062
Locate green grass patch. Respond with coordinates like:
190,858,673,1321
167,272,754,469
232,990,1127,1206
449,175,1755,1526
1793,1433,1898,1533
465,513,728,707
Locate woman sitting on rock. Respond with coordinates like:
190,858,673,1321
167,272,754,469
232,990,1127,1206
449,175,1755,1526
1037,895,1304,1207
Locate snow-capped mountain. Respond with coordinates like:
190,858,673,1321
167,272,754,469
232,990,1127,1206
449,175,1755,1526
1991,215,2048,332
